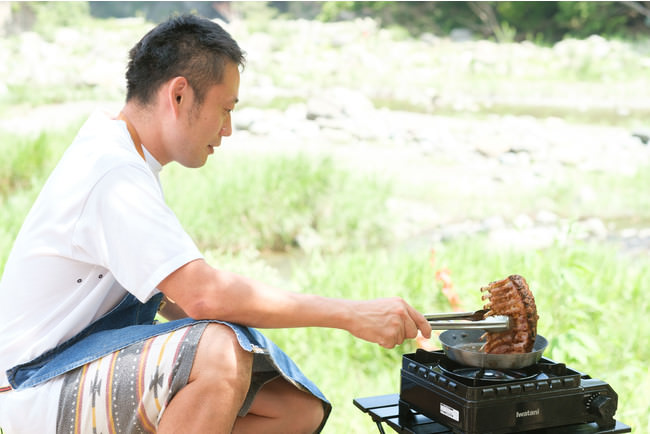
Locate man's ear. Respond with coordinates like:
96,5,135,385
168,76,189,117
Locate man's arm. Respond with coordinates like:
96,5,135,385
157,258,432,348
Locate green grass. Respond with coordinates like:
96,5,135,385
162,153,394,254
0,122,80,197
0,129,62,197
547,165,650,223
0,84,119,114
206,238,650,433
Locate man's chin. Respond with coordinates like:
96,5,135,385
178,155,209,169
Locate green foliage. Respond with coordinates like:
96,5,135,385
88,1,220,23
496,1,561,41
0,131,50,197
555,2,633,38
318,1,474,37
230,2,279,33
315,1,649,43
162,153,394,254
544,165,650,222
13,1,647,44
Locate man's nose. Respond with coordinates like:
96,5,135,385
220,117,232,136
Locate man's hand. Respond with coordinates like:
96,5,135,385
344,297,432,349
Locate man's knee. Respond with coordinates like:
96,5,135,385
190,323,253,396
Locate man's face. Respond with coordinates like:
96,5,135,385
174,62,240,168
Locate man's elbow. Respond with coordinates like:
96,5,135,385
159,261,240,321
184,298,215,320
182,292,233,321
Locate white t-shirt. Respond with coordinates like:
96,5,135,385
0,111,203,433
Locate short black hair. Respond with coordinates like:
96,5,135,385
125,14,245,106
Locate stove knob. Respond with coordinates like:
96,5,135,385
588,395,616,425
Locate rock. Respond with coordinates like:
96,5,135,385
535,210,558,225
54,27,81,46
577,186,598,204
514,214,534,230
475,139,511,158
233,107,266,131
306,87,374,121
306,97,340,120
488,226,559,250
450,28,473,42
576,218,608,240
482,216,506,231
285,103,308,122
420,32,440,45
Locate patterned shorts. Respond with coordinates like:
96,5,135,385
55,323,281,434
55,322,202,434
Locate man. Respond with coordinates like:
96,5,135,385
0,15,431,433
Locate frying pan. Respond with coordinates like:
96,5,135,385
439,329,548,369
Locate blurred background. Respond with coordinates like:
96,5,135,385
0,2,649,433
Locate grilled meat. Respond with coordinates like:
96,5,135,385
480,275,538,353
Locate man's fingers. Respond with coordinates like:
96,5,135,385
407,303,432,339
358,297,432,348
403,315,419,340
385,302,430,348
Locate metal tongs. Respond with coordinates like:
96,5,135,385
424,309,510,332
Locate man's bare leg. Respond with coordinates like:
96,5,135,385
158,324,254,433
233,377,325,434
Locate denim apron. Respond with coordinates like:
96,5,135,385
5,293,331,428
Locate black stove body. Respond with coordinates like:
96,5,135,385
399,349,620,434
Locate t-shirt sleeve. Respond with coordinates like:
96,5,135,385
71,164,203,302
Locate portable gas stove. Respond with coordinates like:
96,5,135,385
354,349,631,434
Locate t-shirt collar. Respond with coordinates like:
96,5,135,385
141,145,162,176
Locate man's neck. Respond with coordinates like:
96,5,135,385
119,103,169,166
